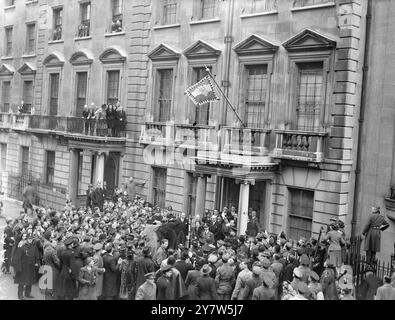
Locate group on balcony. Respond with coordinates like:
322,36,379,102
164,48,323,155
82,100,126,137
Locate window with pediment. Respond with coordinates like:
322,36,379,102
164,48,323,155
233,34,278,128
283,28,336,132
148,44,180,123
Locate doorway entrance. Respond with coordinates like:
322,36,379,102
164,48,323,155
249,181,266,228
103,152,120,198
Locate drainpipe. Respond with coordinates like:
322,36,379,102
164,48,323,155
351,0,372,237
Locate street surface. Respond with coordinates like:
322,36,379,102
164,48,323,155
0,196,44,300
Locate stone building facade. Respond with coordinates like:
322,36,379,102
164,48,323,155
1,1,392,258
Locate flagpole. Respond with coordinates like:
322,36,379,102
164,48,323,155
204,65,246,127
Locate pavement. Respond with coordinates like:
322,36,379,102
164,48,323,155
0,195,45,300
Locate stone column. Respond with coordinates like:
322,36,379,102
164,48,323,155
118,153,124,189
237,180,251,236
195,174,207,217
96,152,106,185
68,148,79,205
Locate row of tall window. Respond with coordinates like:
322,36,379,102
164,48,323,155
155,62,323,132
1,80,33,113
2,23,36,57
158,0,333,25
52,0,123,41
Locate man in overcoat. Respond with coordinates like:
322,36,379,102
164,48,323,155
362,206,389,264
57,237,78,300
102,243,120,300
13,234,40,300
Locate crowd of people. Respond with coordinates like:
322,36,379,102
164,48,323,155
1,177,395,301
82,100,126,137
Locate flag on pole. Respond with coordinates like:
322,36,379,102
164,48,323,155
185,75,220,106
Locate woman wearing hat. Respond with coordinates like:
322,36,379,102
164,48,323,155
196,264,218,300
321,223,346,273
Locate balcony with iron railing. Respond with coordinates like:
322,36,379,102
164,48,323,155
11,114,30,131
27,115,127,142
174,124,217,151
273,129,328,163
77,20,90,38
139,122,175,146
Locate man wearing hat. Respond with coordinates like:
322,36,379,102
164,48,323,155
135,272,156,300
133,247,155,291
196,264,218,300
57,236,78,300
362,206,390,264
215,253,235,300
156,264,174,300
374,275,395,300
358,265,382,300
42,235,61,300
242,266,262,300
308,271,324,300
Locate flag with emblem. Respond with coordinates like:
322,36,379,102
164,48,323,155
185,75,220,106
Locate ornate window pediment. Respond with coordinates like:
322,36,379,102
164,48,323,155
18,62,37,75
234,34,279,56
283,28,337,52
70,49,94,65
99,46,126,64
148,43,181,61
0,64,15,76
183,40,221,60
43,51,65,67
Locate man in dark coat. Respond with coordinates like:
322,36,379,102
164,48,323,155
362,206,390,264
102,244,120,300
12,234,40,300
358,266,383,300
174,251,193,282
86,184,93,209
57,237,78,300
174,212,189,247
42,237,61,300
196,264,218,300
156,265,174,300
91,182,105,212
133,247,155,291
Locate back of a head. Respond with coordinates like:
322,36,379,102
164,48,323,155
167,255,176,266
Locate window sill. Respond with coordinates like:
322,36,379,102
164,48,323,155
26,0,38,5
240,11,278,19
4,5,16,11
1,56,13,60
22,53,36,58
189,18,221,25
291,2,335,12
48,40,64,44
74,36,92,41
104,31,126,37
153,23,181,30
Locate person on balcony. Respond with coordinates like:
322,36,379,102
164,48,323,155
362,206,390,265
18,100,29,114
106,104,116,137
95,104,108,137
111,19,122,33
82,105,90,135
88,103,97,135
115,102,126,137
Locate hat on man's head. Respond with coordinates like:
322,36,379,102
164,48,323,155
261,257,271,269
252,266,261,276
161,264,172,272
64,237,74,246
144,272,155,280
200,264,212,275
93,242,103,251
207,253,218,264
293,267,302,278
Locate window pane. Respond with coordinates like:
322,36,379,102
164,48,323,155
2,81,11,112
289,188,314,240
252,0,277,12
53,8,63,40
1,144,6,171
153,167,167,207
76,72,88,116
201,0,216,19
49,73,60,116
297,62,323,131
158,69,173,122
193,67,211,125
26,24,36,53
5,27,13,56
21,147,29,176
107,70,120,105
46,151,55,184
163,0,177,24
23,81,33,112
245,65,267,128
